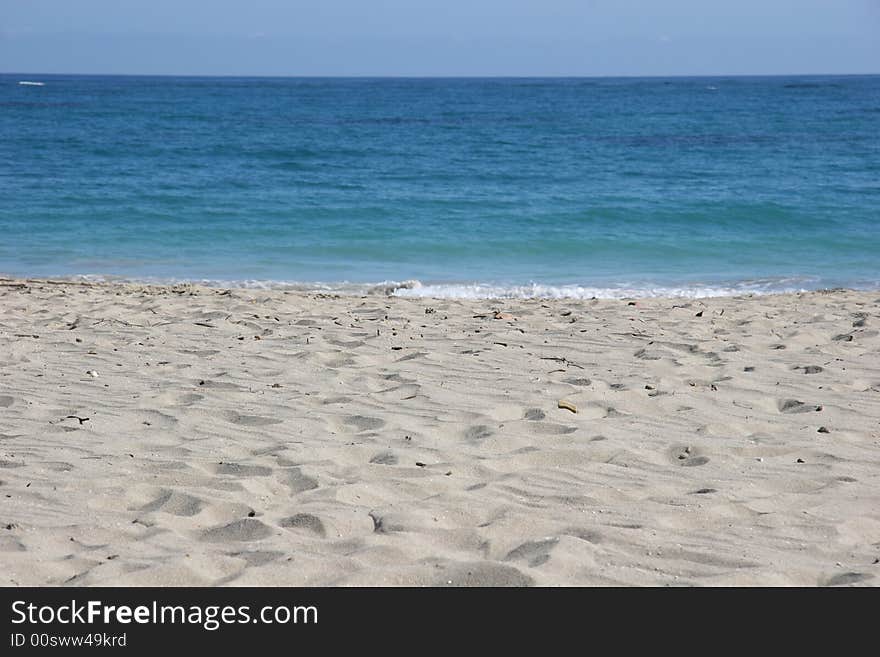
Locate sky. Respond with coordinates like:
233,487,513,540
2,0,879,76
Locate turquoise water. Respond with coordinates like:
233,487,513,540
1,74,878,298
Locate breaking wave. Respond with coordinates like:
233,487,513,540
28,274,861,300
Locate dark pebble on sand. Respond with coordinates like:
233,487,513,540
818,426,830,433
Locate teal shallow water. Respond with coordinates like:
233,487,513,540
1,74,878,298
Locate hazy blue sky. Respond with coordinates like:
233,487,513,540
2,0,879,76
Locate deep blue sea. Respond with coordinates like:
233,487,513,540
2,74,878,298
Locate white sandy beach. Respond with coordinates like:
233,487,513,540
0,279,878,586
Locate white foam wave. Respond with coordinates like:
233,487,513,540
35,274,833,300
387,280,811,300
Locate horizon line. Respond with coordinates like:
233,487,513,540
3,71,880,80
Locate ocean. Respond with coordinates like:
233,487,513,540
1,74,878,298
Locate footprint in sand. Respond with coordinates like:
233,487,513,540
282,468,319,494
325,356,357,368
279,513,326,537
200,518,273,542
138,490,203,517
212,463,273,477
322,396,353,405
0,395,14,408
433,561,533,587
344,415,385,432
504,537,559,567
43,461,74,472
823,572,872,586
222,411,283,426
229,550,285,567
464,425,494,444
369,452,398,465
529,422,578,435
